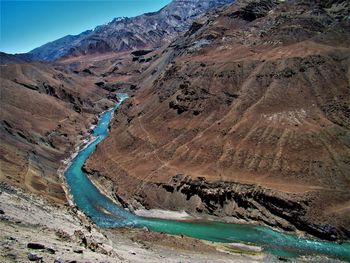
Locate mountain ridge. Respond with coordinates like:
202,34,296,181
26,0,233,61
28,30,93,61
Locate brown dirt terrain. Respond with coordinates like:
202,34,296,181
0,183,267,263
0,29,170,204
0,61,113,203
85,0,350,240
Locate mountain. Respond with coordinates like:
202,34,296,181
0,52,33,65
2,0,349,245
1,1,236,202
27,0,233,61
84,0,350,241
28,30,93,61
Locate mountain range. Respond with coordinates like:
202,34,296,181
26,0,233,61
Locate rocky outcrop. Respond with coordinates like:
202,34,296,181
228,0,278,22
95,81,137,92
136,176,349,240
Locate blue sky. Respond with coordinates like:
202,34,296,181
0,0,171,54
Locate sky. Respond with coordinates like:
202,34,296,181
0,0,172,54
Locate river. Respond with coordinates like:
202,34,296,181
64,93,350,261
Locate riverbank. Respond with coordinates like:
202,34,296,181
0,182,271,262
134,208,192,220
57,98,121,208
61,94,350,262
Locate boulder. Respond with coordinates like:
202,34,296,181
27,243,45,249
27,253,42,261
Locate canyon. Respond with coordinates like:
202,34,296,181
84,0,350,241
1,0,350,262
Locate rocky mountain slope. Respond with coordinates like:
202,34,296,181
0,52,32,65
1,183,263,263
85,0,350,241
0,0,234,205
28,30,93,62
0,61,114,203
27,0,233,61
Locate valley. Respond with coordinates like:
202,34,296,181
62,93,350,260
85,0,350,243
1,0,350,262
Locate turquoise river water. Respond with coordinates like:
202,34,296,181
64,93,350,261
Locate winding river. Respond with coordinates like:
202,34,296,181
65,93,350,261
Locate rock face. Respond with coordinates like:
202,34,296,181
26,0,233,61
85,0,350,240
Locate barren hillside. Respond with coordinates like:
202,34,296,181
85,0,350,240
